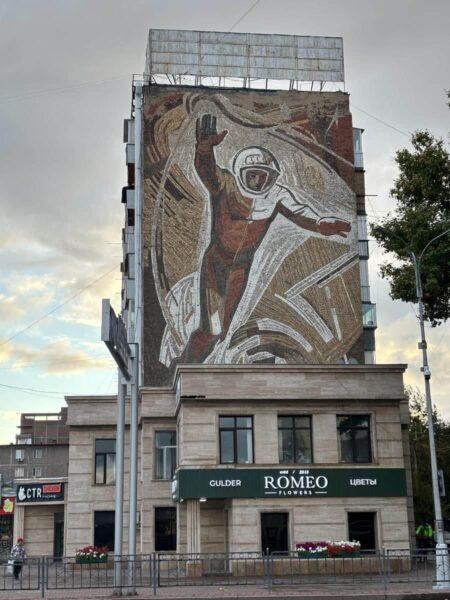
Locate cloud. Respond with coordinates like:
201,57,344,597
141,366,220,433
0,410,19,445
0,338,111,375
376,312,450,418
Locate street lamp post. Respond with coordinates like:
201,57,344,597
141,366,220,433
374,227,449,588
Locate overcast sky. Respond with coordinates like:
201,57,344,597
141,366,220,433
0,0,449,444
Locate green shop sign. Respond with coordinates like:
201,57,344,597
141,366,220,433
173,468,406,500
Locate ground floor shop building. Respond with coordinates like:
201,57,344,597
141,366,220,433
60,364,414,558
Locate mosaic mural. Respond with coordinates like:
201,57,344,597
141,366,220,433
142,87,363,385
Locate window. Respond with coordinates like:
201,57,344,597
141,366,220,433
94,511,115,551
14,467,25,478
219,416,253,464
127,208,135,227
278,416,312,464
155,507,176,551
32,466,42,477
155,431,177,480
348,512,376,551
337,415,372,463
33,448,43,459
15,449,24,461
95,439,116,484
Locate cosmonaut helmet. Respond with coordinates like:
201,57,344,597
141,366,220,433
232,146,281,195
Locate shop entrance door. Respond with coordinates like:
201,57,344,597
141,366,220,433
261,513,288,554
53,512,64,559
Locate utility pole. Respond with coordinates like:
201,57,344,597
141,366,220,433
375,227,449,588
113,374,126,595
101,300,132,596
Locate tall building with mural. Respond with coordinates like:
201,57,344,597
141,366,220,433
36,30,413,560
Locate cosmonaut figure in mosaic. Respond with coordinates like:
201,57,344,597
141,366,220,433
143,90,363,381
183,114,351,362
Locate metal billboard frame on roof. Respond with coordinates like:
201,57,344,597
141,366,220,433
145,29,345,87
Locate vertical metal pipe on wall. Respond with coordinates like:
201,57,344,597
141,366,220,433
114,373,126,592
134,83,143,382
126,80,143,594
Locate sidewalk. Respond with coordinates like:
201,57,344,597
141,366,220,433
1,584,450,600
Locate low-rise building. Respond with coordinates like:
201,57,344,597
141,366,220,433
64,364,414,557
0,409,69,558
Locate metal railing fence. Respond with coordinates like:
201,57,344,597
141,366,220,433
45,554,154,590
156,551,269,587
0,549,448,596
0,557,41,592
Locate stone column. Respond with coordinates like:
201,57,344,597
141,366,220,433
186,500,201,579
13,504,25,542
186,499,201,554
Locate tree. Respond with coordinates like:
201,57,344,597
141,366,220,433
408,387,450,525
370,128,450,326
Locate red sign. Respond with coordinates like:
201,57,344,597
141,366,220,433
0,497,14,515
42,484,61,494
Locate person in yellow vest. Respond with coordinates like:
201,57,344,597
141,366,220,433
416,523,434,550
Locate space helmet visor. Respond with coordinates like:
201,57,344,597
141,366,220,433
240,166,279,194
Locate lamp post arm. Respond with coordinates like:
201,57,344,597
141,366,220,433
418,228,450,264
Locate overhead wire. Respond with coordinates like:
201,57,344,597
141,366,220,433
0,75,128,105
0,382,70,396
350,103,411,138
229,0,262,31
0,264,118,348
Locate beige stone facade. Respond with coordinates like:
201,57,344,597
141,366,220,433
61,364,414,558
12,479,67,557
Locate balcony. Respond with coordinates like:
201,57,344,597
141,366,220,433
353,128,364,170
362,303,377,328
354,152,364,170
361,285,371,302
358,240,369,259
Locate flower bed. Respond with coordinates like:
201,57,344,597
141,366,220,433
296,541,360,559
75,545,109,564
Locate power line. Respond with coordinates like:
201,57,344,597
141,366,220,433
0,75,128,105
229,0,262,31
0,264,118,348
0,382,69,396
350,103,411,138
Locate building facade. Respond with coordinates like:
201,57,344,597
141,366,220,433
64,363,414,556
27,29,414,558
0,409,69,558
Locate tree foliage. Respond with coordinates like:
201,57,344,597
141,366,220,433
408,387,450,525
370,128,450,326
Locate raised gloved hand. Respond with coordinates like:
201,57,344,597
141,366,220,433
196,114,228,147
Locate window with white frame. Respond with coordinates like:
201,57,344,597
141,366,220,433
32,466,42,477
15,449,25,461
14,467,25,478
154,431,176,480
33,448,43,459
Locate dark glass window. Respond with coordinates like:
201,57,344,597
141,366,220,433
94,510,115,551
261,513,289,554
155,431,176,480
278,416,312,464
155,507,176,551
219,416,253,464
348,512,376,551
337,415,372,463
95,439,116,484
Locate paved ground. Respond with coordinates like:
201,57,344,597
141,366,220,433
1,584,450,600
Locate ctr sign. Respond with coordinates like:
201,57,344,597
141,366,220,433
16,483,65,503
